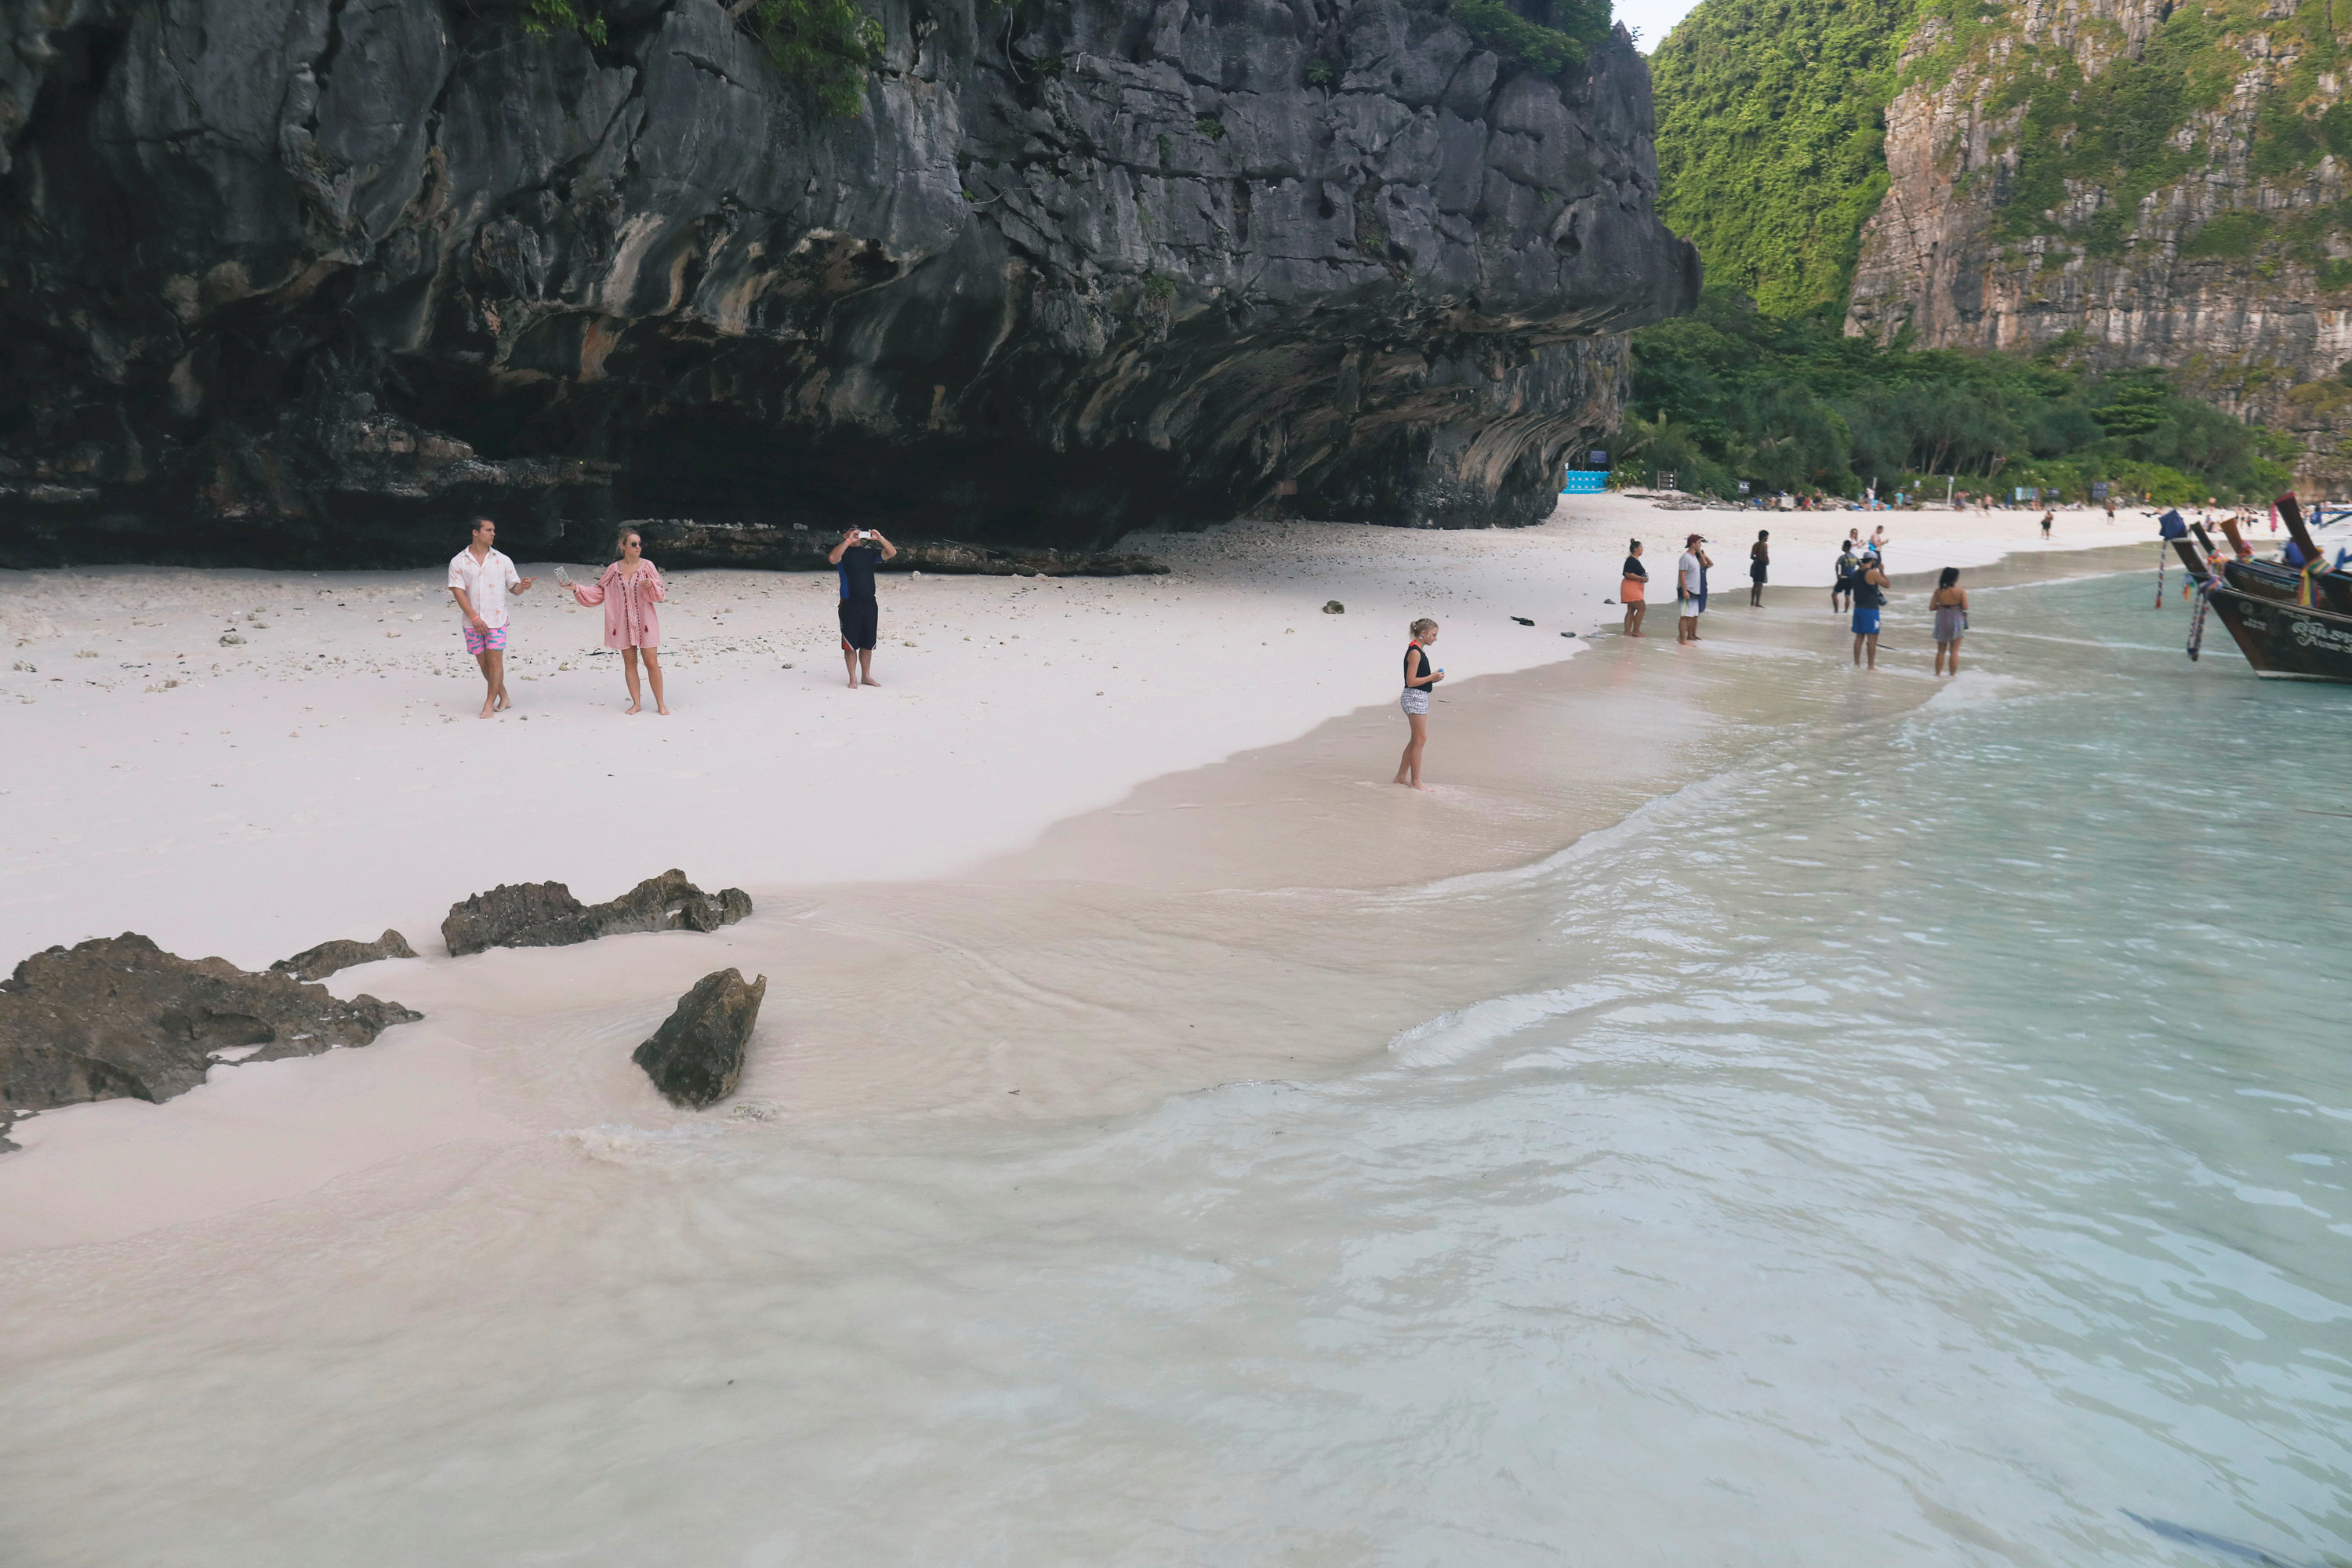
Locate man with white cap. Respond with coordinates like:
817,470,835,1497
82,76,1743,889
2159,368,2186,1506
1676,532,1711,644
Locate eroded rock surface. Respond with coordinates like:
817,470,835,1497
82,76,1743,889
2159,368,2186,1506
271,928,418,982
441,870,753,957
0,0,1695,566
0,934,422,1117
634,968,767,1109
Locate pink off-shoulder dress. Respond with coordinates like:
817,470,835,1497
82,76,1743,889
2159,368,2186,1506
571,561,665,648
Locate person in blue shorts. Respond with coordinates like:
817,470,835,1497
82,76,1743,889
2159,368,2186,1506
1849,552,1887,670
828,527,898,688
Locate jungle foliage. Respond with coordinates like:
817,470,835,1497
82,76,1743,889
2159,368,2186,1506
745,0,887,117
1617,291,2296,504
1450,0,1615,74
522,0,608,45
1649,0,1916,317
1655,0,2352,308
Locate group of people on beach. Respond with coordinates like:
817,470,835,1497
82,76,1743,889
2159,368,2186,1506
445,517,896,717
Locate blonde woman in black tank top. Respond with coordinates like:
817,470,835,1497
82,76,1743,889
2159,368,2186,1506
1394,618,1442,790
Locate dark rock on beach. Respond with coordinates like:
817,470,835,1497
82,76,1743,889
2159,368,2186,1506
634,968,768,1110
441,870,752,957
624,521,1169,579
0,934,423,1117
270,928,418,982
0,0,1694,568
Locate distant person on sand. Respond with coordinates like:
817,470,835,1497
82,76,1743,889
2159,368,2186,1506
1621,539,1649,637
1832,540,1857,612
1749,528,1769,606
1930,566,1969,677
1395,618,1442,789
566,528,668,715
1677,533,1711,644
1850,552,1888,670
829,527,898,688
448,517,535,719
2040,508,2054,539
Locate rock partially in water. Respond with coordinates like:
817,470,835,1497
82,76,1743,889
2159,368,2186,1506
270,928,418,982
0,934,423,1117
634,969,768,1109
441,870,752,957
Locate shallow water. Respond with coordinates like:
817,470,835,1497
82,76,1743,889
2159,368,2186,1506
5,562,2349,1566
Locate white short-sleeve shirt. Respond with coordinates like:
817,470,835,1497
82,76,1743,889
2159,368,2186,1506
448,546,521,628
1679,550,1704,593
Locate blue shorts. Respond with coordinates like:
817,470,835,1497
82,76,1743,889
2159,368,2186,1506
1852,606,1882,636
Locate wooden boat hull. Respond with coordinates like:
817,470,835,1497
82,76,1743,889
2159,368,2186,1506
2205,586,2352,681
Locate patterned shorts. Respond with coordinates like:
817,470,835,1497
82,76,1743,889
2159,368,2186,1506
463,623,509,655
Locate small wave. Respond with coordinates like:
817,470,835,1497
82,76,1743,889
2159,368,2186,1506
554,1121,723,1165
1918,669,2031,712
1388,982,1635,1067
1388,770,1749,904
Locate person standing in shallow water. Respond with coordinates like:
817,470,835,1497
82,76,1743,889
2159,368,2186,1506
1620,540,1648,637
1677,533,1711,644
1749,528,1769,607
1832,540,1857,612
1931,566,1969,677
1850,553,1889,670
448,517,535,719
1394,618,1442,790
567,528,668,714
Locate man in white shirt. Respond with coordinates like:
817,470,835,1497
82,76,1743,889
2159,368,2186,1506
448,517,535,717
1676,532,1711,644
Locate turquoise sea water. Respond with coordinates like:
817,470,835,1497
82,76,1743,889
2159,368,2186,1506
5,564,2348,1566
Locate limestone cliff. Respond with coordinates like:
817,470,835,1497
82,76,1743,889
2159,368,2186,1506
0,0,1697,566
1846,0,2352,494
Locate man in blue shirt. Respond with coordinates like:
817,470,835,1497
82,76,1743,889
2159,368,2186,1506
828,527,898,688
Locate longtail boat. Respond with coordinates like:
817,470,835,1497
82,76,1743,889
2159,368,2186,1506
2170,495,2352,683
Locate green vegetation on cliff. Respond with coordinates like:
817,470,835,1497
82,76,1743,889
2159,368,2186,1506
1620,290,2296,503
1650,0,1915,317
1653,0,2352,308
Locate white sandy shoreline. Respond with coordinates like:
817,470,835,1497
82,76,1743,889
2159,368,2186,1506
1,494,2154,971
0,497,2166,1250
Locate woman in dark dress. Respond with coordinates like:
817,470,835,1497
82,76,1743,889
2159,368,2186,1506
1620,540,1649,637
1749,529,1770,606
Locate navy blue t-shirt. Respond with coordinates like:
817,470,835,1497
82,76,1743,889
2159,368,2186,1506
837,543,882,601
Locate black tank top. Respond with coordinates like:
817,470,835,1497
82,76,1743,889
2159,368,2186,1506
1403,642,1428,689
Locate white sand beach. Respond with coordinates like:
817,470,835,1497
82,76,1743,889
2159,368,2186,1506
1,493,2147,964
0,495,2154,1250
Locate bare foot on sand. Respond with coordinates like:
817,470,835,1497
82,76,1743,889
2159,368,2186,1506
655,702,671,715
625,702,641,714
861,675,880,687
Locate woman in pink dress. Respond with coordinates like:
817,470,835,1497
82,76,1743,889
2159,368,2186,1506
568,528,669,714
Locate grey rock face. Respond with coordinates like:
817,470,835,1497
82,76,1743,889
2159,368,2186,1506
0,933,422,1116
270,928,418,982
441,869,753,956
0,0,1695,566
634,967,767,1109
